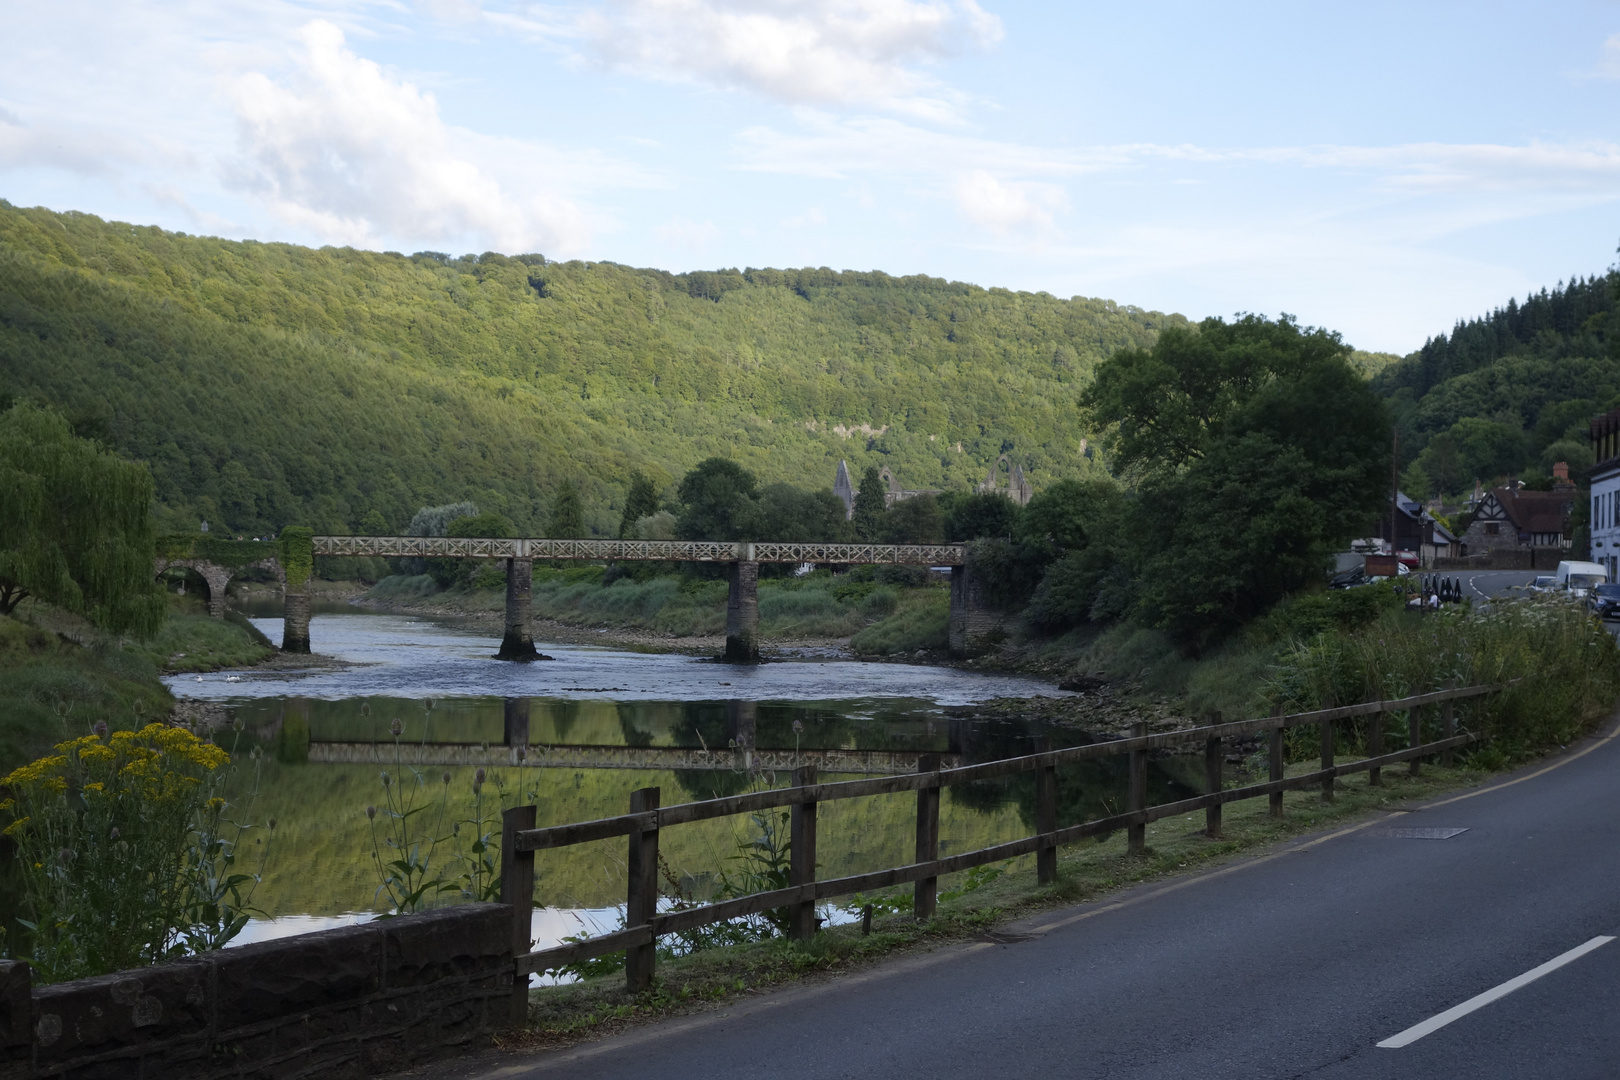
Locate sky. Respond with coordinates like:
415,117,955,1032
2,1,1619,354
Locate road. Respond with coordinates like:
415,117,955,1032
435,716,1620,1080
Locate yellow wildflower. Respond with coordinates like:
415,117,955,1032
3,816,31,838
2,755,68,789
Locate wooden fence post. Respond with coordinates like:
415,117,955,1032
1269,705,1284,818
1128,722,1148,855
1320,705,1335,803
1036,742,1057,885
789,764,819,941
915,753,941,920
1441,681,1456,767
625,786,660,993
1368,708,1383,787
1203,720,1223,839
499,804,536,1026
1409,705,1423,778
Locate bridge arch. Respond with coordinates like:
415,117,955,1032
153,557,283,619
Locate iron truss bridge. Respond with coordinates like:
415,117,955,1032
312,536,967,566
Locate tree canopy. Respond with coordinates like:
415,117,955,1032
1084,315,1391,646
0,403,165,635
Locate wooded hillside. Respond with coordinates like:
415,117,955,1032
0,202,1184,536
1373,270,1620,494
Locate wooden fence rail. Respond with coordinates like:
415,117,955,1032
500,682,1498,993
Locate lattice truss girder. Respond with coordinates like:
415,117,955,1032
312,537,967,565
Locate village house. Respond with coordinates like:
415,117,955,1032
1458,472,1575,559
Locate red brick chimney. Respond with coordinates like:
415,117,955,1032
1553,461,1573,491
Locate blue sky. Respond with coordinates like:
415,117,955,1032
2,0,1618,352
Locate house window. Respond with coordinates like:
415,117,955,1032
1484,523,1499,536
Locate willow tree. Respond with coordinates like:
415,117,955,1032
0,403,165,636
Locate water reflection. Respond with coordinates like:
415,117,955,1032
162,611,1196,952
227,693,1199,838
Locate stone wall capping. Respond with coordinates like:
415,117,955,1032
0,904,515,1079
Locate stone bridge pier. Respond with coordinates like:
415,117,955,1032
281,583,311,654
948,560,1000,657
498,558,539,660
725,560,761,663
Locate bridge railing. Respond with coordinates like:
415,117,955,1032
313,536,967,565
498,682,1499,1000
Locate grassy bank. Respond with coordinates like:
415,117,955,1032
136,611,278,673
362,567,952,655
0,615,173,772
512,756,1505,1047
0,596,277,770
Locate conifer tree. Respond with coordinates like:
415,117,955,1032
852,466,889,542
619,472,661,538
549,481,586,538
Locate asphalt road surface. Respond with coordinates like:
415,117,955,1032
1452,569,1538,600
436,718,1620,1080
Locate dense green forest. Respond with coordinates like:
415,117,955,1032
0,201,1189,537
1374,269,1620,495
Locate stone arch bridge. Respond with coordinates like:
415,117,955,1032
159,533,997,661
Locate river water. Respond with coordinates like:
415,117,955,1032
166,611,1193,967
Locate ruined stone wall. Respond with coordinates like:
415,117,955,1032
0,904,513,1080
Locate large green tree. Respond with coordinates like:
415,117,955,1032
676,459,760,541
1084,315,1390,646
0,403,165,635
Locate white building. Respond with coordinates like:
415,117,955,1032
1591,409,1620,580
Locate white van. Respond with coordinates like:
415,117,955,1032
1556,560,1608,598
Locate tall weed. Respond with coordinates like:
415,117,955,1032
1266,595,1620,759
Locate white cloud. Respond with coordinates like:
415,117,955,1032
952,170,1065,233
1598,32,1620,79
781,205,826,228
0,107,146,176
227,20,592,253
652,215,722,251
578,0,1001,120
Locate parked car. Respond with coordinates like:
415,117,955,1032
1589,583,1620,619
1526,575,1558,593
1329,567,1366,589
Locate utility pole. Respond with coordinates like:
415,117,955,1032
1391,428,1400,557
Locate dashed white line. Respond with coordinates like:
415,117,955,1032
1377,936,1615,1049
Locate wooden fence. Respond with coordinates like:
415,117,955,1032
497,683,1496,1002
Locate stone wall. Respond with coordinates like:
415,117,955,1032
0,904,513,1080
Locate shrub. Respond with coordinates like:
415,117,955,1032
850,593,949,655
1,723,269,982
1266,595,1620,759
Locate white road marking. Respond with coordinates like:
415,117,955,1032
1377,935,1615,1049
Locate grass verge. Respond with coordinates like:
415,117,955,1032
505,753,1502,1051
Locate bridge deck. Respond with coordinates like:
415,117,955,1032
313,536,966,565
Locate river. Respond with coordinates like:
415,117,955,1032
166,610,1195,971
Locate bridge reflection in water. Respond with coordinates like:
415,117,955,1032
305,698,963,774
